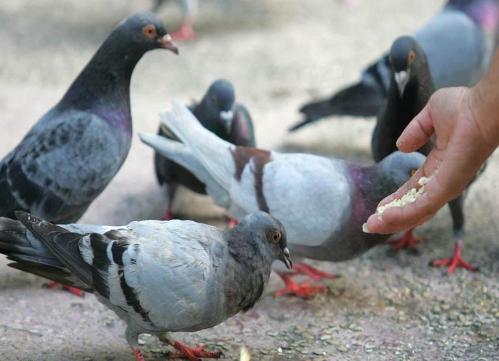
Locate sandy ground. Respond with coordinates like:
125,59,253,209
0,0,498,360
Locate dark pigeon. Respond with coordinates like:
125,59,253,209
372,35,483,274
0,12,178,225
140,101,425,298
0,211,291,361
290,0,499,131
154,79,255,220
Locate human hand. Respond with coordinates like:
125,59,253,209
364,86,498,234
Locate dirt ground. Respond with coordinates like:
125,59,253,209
0,0,498,360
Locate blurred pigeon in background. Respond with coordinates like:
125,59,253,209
154,79,255,221
0,211,291,361
290,0,499,131
372,35,483,273
140,102,425,298
0,12,178,295
152,0,198,40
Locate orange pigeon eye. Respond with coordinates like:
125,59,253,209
143,24,157,38
271,231,281,243
408,50,416,65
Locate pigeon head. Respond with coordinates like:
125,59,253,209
201,79,236,133
389,36,426,97
379,151,426,187
116,12,179,54
235,212,292,270
60,12,178,113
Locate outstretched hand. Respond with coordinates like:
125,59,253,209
364,86,498,234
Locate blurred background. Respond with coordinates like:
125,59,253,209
0,1,498,360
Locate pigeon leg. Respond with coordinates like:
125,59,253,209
171,18,196,42
387,229,421,251
159,336,221,361
431,241,477,274
274,273,327,299
161,207,174,221
431,197,477,274
45,281,85,297
292,262,338,280
161,184,177,220
132,348,146,361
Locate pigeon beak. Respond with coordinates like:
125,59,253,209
394,70,409,97
159,34,179,54
282,248,293,270
220,110,234,132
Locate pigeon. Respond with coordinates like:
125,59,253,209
0,12,178,295
372,35,483,273
152,0,198,40
0,211,291,361
140,101,425,298
154,79,255,220
290,0,499,131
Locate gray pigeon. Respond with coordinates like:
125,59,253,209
0,211,291,361
154,79,255,220
140,101,425,298
290,0,499,131
0,12,178,224
372,35,483,273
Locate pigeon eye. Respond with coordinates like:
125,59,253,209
271,231,281,243
143,24,157,38
408,50,416,65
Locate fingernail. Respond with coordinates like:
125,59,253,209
362,222,370,233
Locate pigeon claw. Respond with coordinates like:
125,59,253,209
430,244,477,275
292,262,338,280
169,341,221,361
132,348,146,361
387,229,422,251
274,274,327,299
45,281,85,297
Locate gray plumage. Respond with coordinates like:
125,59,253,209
154,79,255,218
0,211,290,355
0,12,178,224
291,0,499,130
140,101,426,262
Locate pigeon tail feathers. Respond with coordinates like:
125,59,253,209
159,101,236,191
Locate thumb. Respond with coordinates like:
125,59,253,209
396,104,435,152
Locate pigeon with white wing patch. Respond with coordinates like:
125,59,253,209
140,101,425,298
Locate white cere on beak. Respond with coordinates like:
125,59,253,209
394,70,409,97
220,110,234,122
220,110,234,132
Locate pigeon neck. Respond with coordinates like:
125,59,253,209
347,165,392,247
193,100,230,139
388,66,432,123
224,231,272,314
59,34,147,135
349,166,387,213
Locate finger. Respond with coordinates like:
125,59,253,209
363,152,446,234
364,164,449,234
375,166,428,209
396,105,435,152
